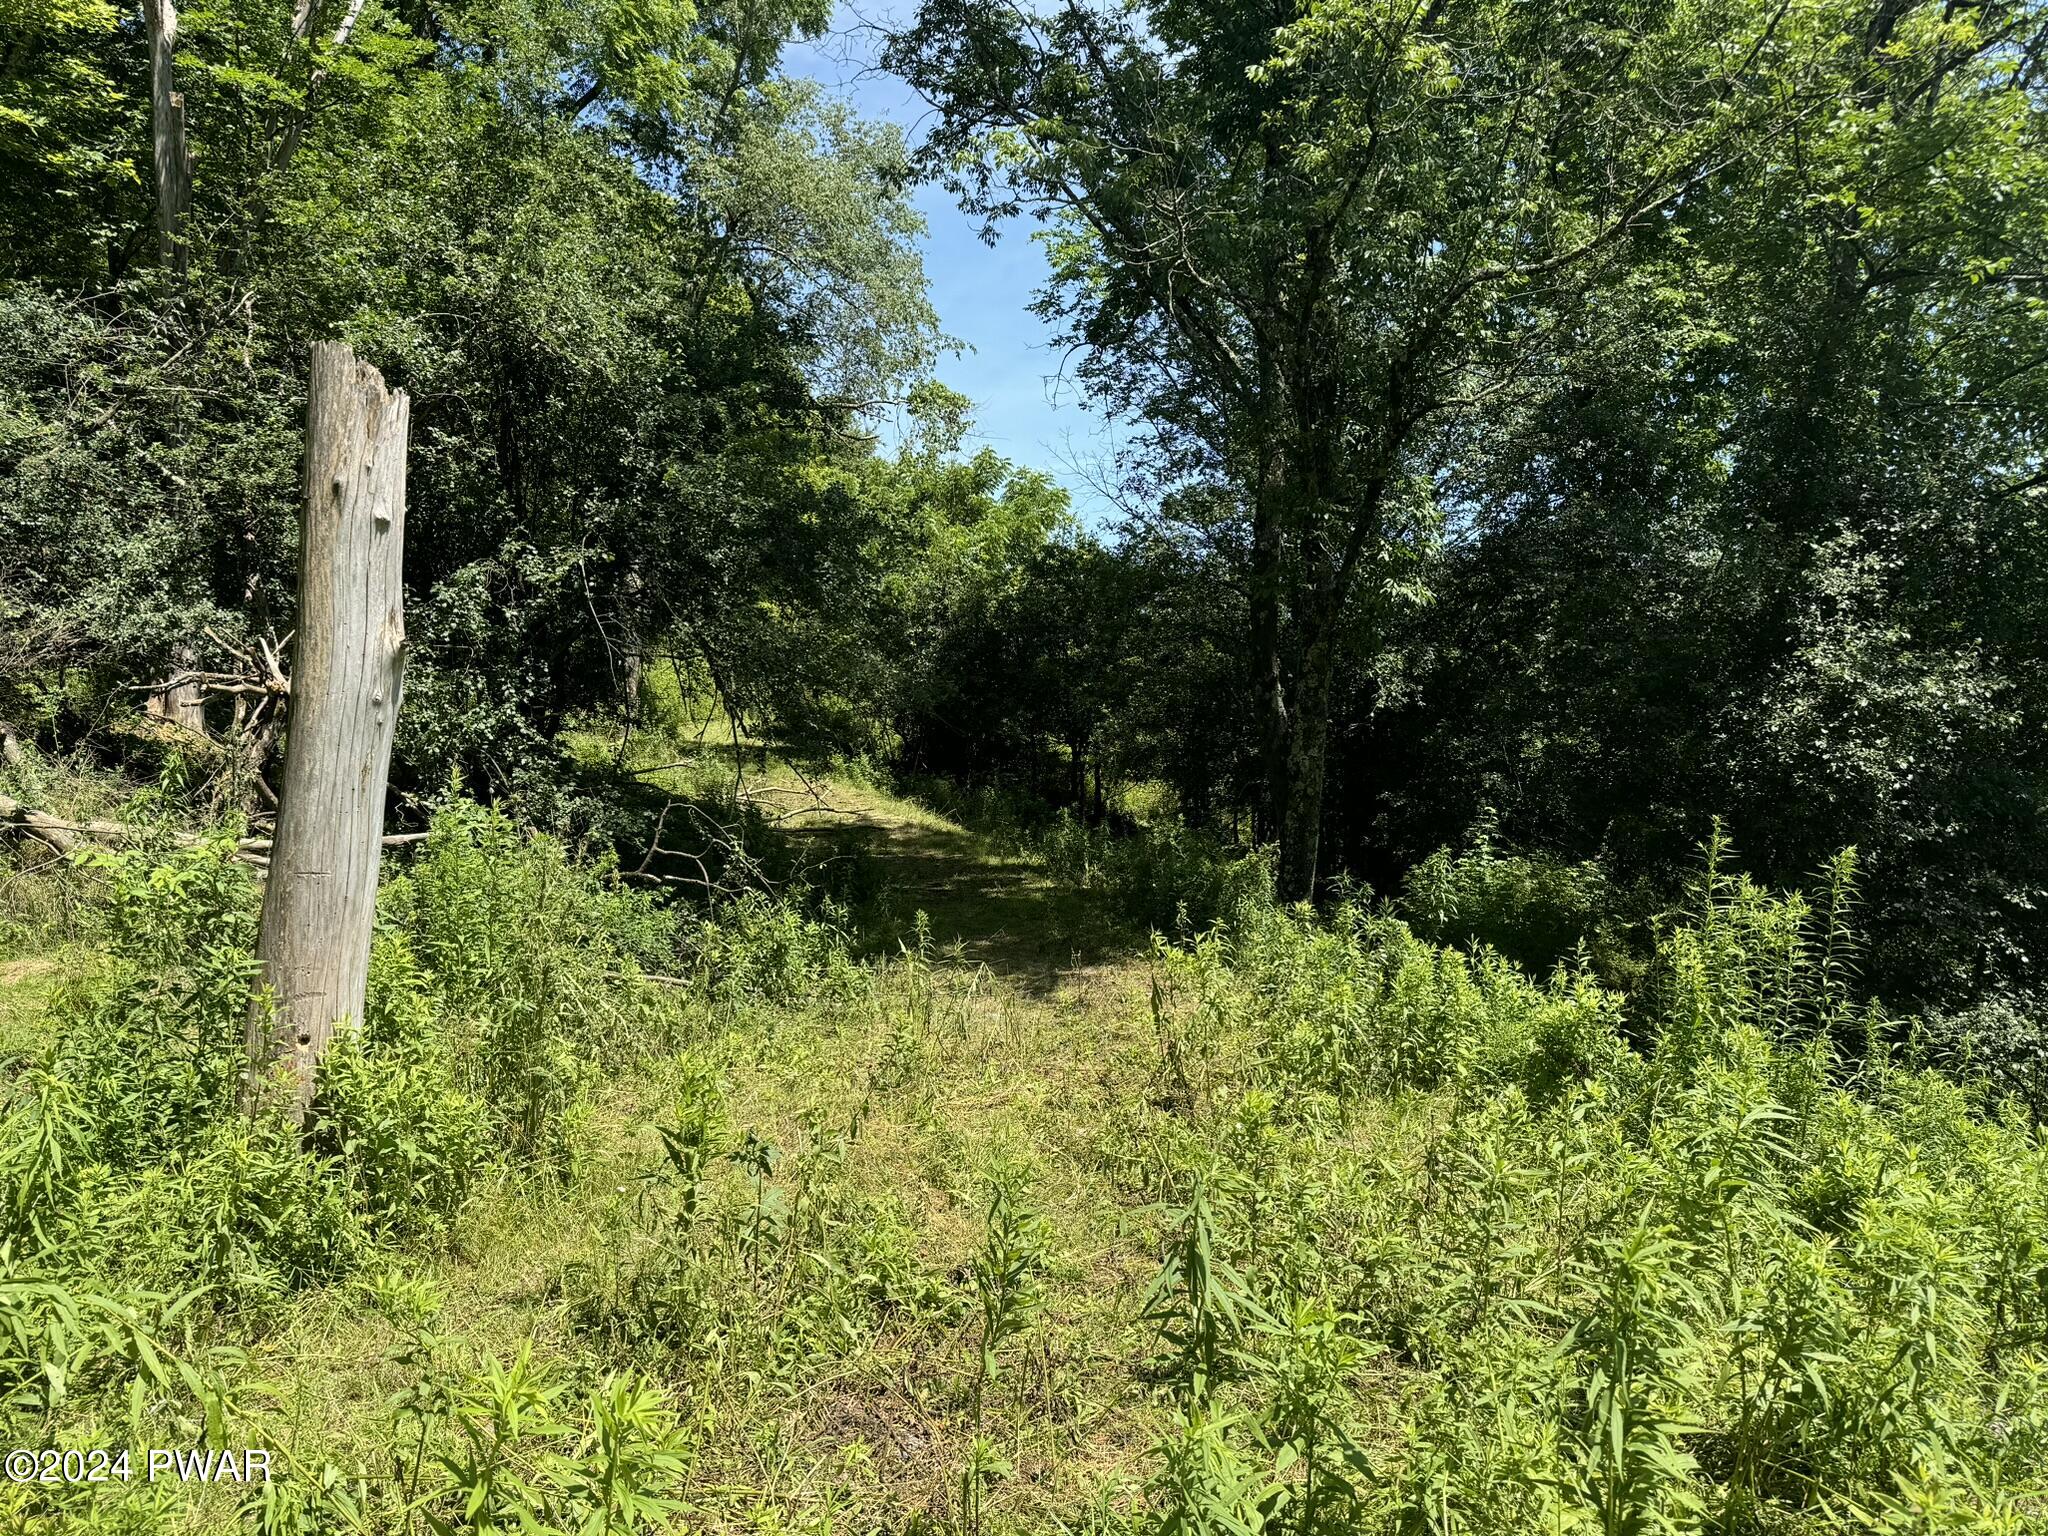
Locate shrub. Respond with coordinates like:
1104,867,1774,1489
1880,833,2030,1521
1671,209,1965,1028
380,800,681,1167
1912,996,2048,1119
1127,833,2048,1535
50,836,258,1171
1156,900,1625,1107
312,1030,491,1246
682,888,860,1010
1400,816,1630,981
0,800,632,1309
1043,812,1273,937
1646,834,1867,1082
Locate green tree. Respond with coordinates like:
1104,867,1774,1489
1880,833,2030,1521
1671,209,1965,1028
2,0,941,824
889,0,1836,899
1372,0,2048,1004
0,0,147,282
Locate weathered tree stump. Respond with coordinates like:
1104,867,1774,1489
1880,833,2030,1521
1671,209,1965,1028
248,343,408,1122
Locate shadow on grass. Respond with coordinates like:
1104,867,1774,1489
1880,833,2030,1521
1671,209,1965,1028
793,818,1141,993
560,735,1148,992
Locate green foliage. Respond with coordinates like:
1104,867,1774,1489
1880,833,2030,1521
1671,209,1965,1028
5,771,2047,1531
1,0,944,817
310,1029,491,1247
1121,838,2048,1533
647,1053,730,1234
412,1351,691,1536
382,800,678,1167
1140,1173,1264,1406
6,0,2048,1526
1043,815,1273,940
0,0,141,281
1401,816,1632,984
1565,1224,1706,1536
51,835,260,1170
0,1254,229,1427
1154,900,1628,1108
971,1165,1047,1411
0,794,694,1340
1368,0,2048,1010
1913,999,2048,1121
681,887,859,1013
563,1101,958,1402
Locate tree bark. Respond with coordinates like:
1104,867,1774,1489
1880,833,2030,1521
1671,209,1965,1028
248,343,408,1123
143,0,192,278
145,641,210,737
617,563,646,757
1250,518,1289,849
1274,631,1333,903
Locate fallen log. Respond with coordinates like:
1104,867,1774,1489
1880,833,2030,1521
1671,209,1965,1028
0,793,92,856
0,794,426,867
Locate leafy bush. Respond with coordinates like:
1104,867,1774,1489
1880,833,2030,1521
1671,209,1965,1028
407,1352,692,1536
379,800,681,1168
312,1028,491,1247
0,798,682,1316
681,888,861,1011
1150,900,1626,1109
1912,995,2048,1119
0,841,354,1312
1043,812,1272,937
13,789,2048,1534
1401,816,1635,983
1645,834,1866,1081
45,837,258,1171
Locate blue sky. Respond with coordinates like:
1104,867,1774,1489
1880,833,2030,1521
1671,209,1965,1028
782,6,1127,523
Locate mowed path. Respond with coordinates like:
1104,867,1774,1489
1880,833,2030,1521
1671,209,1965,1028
740,769,1131,993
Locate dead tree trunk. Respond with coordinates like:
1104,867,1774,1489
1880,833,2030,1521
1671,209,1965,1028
248,343,408,1122
143,0,192,278
145,642,210,737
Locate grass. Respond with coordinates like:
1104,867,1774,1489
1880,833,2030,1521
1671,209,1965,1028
0,954,69,1061
568,697,1132,982
234,914,1162,1529
7,735,2048,1534
1,743,1175,1532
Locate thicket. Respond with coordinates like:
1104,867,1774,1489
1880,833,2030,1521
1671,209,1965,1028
875,0,2048,1017
1123,842,2048,1533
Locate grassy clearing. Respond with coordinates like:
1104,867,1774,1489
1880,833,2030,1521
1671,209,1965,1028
567,685,1126,979
0,750,1179,1533
232,951,1166,1533
3,746,2047,1534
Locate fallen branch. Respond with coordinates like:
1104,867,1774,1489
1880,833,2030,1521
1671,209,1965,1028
0,794,94,856
0,792,426,867
235,830,428,853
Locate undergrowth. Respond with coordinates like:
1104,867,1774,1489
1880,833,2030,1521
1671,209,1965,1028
0,793,2043,1533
